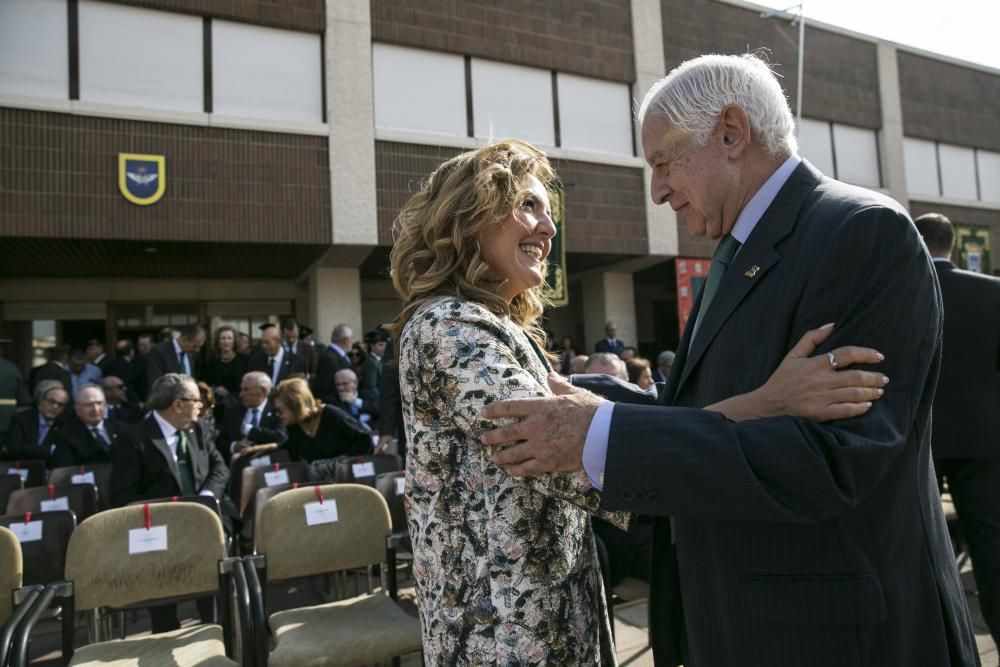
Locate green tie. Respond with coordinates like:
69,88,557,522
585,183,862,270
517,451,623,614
690,234,742,344
176,430,197,496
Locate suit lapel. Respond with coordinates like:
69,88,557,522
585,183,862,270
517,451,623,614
675,160,823,397
147,418,182,487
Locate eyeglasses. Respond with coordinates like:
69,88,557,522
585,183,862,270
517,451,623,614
43,399,68,408
104,384,125,390
179,397,204,405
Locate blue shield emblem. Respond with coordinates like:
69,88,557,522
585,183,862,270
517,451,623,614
118,153,165,205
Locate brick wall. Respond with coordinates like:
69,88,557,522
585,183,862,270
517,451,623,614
660,0,881,129
898,52,1000,152
103,0,324,32
371,0,635,82
374,141,648,254
0,108,331,244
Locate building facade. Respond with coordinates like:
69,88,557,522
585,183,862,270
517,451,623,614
1,0,998,373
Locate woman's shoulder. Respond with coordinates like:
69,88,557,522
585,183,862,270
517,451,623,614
404,297,507,339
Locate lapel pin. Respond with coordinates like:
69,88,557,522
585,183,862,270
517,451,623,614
745,265,760,279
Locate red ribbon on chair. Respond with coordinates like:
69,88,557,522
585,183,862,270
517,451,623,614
15,461,21,469
171,496,178,502
292,482,300,490
79,465,85,474
144,503,151,531
314,486,324,505
24,512,31,525
274,463,280,472
48,484,56,500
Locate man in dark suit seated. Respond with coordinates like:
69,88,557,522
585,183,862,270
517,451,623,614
29,345,72,396
311,323,353,402
594,321,625,356
102,340,142,406
101,375,141,424
219,371,287,464
247,324,305,389
51,384,122,467
325,368,378,433
144,324,206,395
916,212,1000,651
112,372,234,633
6,380,69,464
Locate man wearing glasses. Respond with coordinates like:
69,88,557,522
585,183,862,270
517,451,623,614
6,379,69,463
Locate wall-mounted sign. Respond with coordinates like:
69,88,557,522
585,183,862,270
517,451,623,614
674,257,710,336
118,153,165,206
542,182,567,306
954,224,991,274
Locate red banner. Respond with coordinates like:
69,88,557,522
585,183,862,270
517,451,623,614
675,257,711,336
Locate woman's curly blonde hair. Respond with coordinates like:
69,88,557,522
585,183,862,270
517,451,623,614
388,140,557,350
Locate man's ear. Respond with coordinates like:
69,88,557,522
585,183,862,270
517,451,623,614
719,104,751,157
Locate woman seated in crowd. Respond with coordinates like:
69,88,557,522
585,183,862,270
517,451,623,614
625,356,654,390
272,377,373,480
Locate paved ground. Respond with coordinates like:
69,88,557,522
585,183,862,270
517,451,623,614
23,559,997,665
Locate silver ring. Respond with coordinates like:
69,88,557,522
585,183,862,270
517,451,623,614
827,351,838,370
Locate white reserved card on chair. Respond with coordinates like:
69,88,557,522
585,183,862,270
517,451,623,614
304,500,339,526
394,477,405,496
40,497,70,511
11,521,42,543
352,462,375,478
129,526,168,554
72,471,96,484
264,469,289,486
250,455,272,467
7,468,28,482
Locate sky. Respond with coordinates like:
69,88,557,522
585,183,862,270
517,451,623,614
751,0,1000,71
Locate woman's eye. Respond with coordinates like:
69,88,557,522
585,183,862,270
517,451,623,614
522,197,536,210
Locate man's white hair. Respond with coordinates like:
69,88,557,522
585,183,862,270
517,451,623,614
638,53,797,156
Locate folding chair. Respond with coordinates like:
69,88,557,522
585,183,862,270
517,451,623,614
374,471,410,596
48,464,113,511
251,482,318,553
239,458,303,517
230,448,290,515
253,484,422,666
38,503,245,665
0,475,23,514
0,510,76,586
128,494,222,517
6,484,98,523
332,454,401,487
0,461,46,488
0,524,22,627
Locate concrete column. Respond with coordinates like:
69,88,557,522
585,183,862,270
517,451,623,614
326,0,378,246
582,272,637,352
308,267,362,346
631,0,678,257
876,41,909,208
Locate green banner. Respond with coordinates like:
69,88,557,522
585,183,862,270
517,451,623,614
955,224,991,274
543,182,567,306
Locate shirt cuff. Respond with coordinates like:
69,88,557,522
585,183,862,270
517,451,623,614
583,400,614,491
199,489,216,498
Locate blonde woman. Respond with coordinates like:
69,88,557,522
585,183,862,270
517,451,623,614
390,140,887,664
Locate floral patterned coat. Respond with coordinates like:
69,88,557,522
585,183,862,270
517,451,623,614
399,297,625,666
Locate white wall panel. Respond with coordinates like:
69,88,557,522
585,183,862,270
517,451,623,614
213,20,322,123
0,0,68,99
471,59,554,146
903,138,940,197
796,119,834,177
557,74,632,155
977,150,1000,204
79,0,202,112
938,143,978,200
833,124,881,187
373,44,466,137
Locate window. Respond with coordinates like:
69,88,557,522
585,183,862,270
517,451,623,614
373,44,466,137
832,124,880,188
977,150,1000,204
938,144,978,201
0,0,68,100
212,20,322,123
556,74,632,155
471,59,554,146
78,0,202,112
797,118,834,177
903,138,940,197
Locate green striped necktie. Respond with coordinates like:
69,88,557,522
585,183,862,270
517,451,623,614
690,234,742,344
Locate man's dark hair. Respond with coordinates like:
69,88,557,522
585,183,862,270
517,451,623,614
179,324,206,340
115,339,134,357
280,317,298,332
48,344,71,362
913,213,955,257
69,348,86,361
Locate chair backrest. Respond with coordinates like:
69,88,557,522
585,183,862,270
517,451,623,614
256,484,390,582
374,471,407,534
65,503,226,610
0,510,76,586
251,482,318,552
0,525,22,625
128,494,222,517
0,461,46,488
333,454,401,486
230,448,290,515
47,464,113,510
0,476,23,515
6,484,98,523
240,461,309,516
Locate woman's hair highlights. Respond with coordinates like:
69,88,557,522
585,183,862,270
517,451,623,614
388,140,557,349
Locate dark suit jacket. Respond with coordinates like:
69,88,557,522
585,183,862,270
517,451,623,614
5,408,64,464
594,338,625,355
28,362,71,395
111,416,228,507
145,341,199,394
51,416,123,467
590,161,976,666
931,260,1000,459
310,346,352,401
327,396,379,431
219,401,287,464
105,401,142,425
246,350,306,386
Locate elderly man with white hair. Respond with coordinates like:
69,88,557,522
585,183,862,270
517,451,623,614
218,370,287,464
51,383,124,467
325,368,379,433
480,54,977,666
